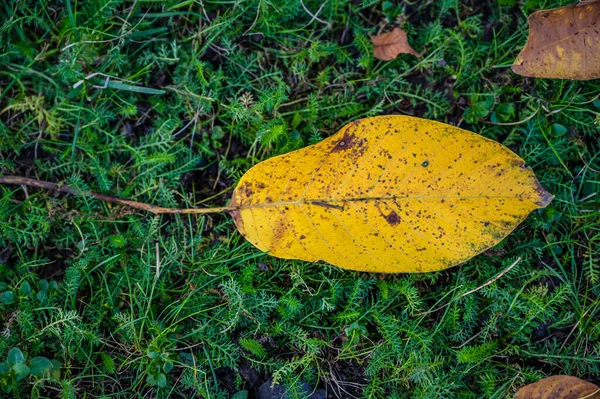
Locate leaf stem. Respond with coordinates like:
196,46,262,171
0,176,233,215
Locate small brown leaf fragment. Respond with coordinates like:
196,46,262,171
516,375,600,399
371,27,424,61
512,1,600,80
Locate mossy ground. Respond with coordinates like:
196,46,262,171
0,1,599,398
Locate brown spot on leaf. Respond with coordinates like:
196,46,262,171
271,217,287,248
331,131,360,152
236,181,254,201
385,211,400,226
510,159,527,168
330,126,369,163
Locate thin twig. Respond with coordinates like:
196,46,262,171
155,241,161,280
459,257,521,297
416,257,521,317
300,0,331,28
559,309,590,352
482,109,539,126
581,389,600,399
0,176,233,215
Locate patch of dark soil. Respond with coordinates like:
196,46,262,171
40,248,72,280
150,67,170,87
483,21,503,42
2,140,54,171
180,136,246,229
239,362,262,392
0,247,13,269
120,102,153,144
258,379,326,399
237,33,265,48
338,26,353,46
181,159,231,221
325,359,366,399
200,44,226,68
216,366,238,396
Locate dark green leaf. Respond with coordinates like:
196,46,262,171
156,372,167,388
105,81,165,95
1,291,15,305
1,382,12,393
232,391,249,399
494,103,515,122
37,279,48,292
0,362,9,374
29,357,53,376
179,352,194,366
345,322,368,346
12,363,30,381
162,360,173,373
551,123,567,137
19,282,31,296
146,373,157,386
7,348,24,366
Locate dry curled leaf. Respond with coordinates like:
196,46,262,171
516,375,600,399
512,1,600,80
228,115,552,273
371,27,424,61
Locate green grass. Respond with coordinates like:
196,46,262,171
1,0,599,398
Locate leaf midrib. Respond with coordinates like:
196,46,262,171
235,195,532,210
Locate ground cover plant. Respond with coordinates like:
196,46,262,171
0,0,599,398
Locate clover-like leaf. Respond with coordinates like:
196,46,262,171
12,363,30,381
7,348,24,366
29,357,53,377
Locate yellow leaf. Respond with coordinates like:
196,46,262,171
512,1,600,80
516,375,600,399
229,116,552,273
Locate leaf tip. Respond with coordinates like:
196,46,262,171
533,180,553,208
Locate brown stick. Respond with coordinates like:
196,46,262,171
0,175,233,215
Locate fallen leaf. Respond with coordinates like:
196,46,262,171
228,115,552,273
371,28,424,61
517,375,600,399
512,1,600,80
